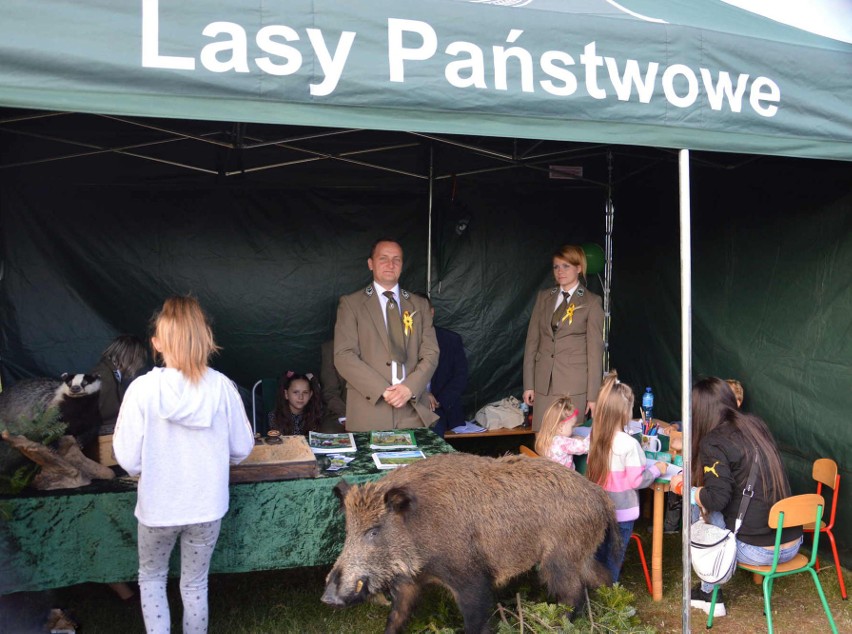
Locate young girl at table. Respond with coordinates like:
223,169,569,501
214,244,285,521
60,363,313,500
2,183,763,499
268,371,322,436
535,396,589,470
114,295,254,634
587,370,668,583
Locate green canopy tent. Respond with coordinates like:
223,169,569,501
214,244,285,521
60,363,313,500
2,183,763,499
1,0,850,622
0,0,849,157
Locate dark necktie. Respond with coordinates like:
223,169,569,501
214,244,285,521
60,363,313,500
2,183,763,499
551,291,570,332
383,291,406,379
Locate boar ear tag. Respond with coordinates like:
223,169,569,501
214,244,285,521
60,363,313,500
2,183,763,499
385,487,415,515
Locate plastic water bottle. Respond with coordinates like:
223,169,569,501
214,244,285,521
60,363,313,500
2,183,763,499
642,387,654,424
520,402,530,427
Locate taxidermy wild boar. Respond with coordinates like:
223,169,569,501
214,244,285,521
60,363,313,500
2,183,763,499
322,452,616,634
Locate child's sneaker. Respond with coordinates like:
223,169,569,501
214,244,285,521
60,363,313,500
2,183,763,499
690,585,726,617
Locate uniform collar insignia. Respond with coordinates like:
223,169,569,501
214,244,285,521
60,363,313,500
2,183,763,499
577,287,585,297
550,287,558,295
401,289,410,300
365,285,374,297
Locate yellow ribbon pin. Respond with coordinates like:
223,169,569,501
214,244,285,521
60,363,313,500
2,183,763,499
561,303,582,325
402,310,416,336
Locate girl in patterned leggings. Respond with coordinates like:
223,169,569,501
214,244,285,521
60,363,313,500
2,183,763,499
114,296,254,633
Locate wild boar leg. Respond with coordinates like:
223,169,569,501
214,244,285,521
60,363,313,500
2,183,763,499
538,549,585,615
452,573,494,634
384,580,421,634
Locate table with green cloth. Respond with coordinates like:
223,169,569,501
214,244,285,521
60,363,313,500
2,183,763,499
0,429,453,594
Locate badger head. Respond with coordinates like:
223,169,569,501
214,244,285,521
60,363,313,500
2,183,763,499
59,373,102,397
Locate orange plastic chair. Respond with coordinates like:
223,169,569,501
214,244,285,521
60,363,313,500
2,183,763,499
629,533,653,595
519,444,538,458
803,458,846,600
518,443,652,594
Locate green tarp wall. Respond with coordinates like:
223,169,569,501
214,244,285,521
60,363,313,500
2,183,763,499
2,144,850,564
1,0,851,569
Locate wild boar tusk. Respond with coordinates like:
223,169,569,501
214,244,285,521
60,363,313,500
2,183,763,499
355,579,364,593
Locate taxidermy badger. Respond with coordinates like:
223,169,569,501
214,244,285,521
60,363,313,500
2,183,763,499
0,373,103,445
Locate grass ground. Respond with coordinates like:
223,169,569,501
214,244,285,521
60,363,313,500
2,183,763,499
1,521,848,633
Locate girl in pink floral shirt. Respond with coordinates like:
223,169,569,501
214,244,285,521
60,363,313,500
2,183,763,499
535,397,589,470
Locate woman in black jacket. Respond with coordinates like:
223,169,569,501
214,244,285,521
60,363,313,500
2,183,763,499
670,377,801,618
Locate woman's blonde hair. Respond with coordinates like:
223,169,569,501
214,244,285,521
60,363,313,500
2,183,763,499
150,295,220,383
553,244,587,278
535,396,577,457
587,370,634,486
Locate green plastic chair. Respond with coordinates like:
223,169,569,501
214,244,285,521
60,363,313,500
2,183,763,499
706,493,838,633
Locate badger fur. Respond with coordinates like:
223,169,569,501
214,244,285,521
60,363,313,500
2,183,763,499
0,373,103,444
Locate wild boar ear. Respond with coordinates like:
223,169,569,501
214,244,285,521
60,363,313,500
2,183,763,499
332,479,352,508
384,486,416,516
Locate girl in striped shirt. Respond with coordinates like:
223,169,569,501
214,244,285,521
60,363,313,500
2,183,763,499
587,371,668,582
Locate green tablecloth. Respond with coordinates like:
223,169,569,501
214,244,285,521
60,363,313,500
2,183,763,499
0,430,452,594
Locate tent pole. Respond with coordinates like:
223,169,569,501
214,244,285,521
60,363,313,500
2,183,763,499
678,149,693,634
603,151,614,372
427,145,434,297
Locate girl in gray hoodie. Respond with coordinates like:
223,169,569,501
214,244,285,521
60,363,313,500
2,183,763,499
114,295,254,634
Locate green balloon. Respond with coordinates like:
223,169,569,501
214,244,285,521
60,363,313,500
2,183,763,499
582,243,605,275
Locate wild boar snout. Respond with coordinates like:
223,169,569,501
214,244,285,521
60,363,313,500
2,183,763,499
322,566,368,606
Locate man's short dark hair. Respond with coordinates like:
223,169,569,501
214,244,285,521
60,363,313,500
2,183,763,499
369,237,402,259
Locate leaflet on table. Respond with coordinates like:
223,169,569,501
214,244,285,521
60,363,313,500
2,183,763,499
449,421,486,434
647,458,683,481
369,430,417,450
325,454,357,472
308,431,357,453
372,450,427,469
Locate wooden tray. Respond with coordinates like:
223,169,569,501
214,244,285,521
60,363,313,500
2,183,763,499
230,435,319,483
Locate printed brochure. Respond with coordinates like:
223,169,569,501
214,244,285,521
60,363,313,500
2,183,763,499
308,431,357,454
369,430,417,450
371,450,427,470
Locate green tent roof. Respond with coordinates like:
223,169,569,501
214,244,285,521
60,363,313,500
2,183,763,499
1,0,850,160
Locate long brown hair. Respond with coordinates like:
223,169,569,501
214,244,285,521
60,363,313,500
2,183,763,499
691,377,790,502
270,372,322,436
535,397,577,457
150,295,220,383
587,370,634,486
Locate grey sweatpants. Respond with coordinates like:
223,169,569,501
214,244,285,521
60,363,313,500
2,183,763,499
137,520,221,634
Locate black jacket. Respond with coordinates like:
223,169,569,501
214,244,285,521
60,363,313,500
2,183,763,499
432,326,469,429
698,422,801,547
91,359,122,433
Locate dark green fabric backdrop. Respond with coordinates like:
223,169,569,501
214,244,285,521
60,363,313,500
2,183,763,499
1,149,850,564
0,175,604,415
608,157,852,564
